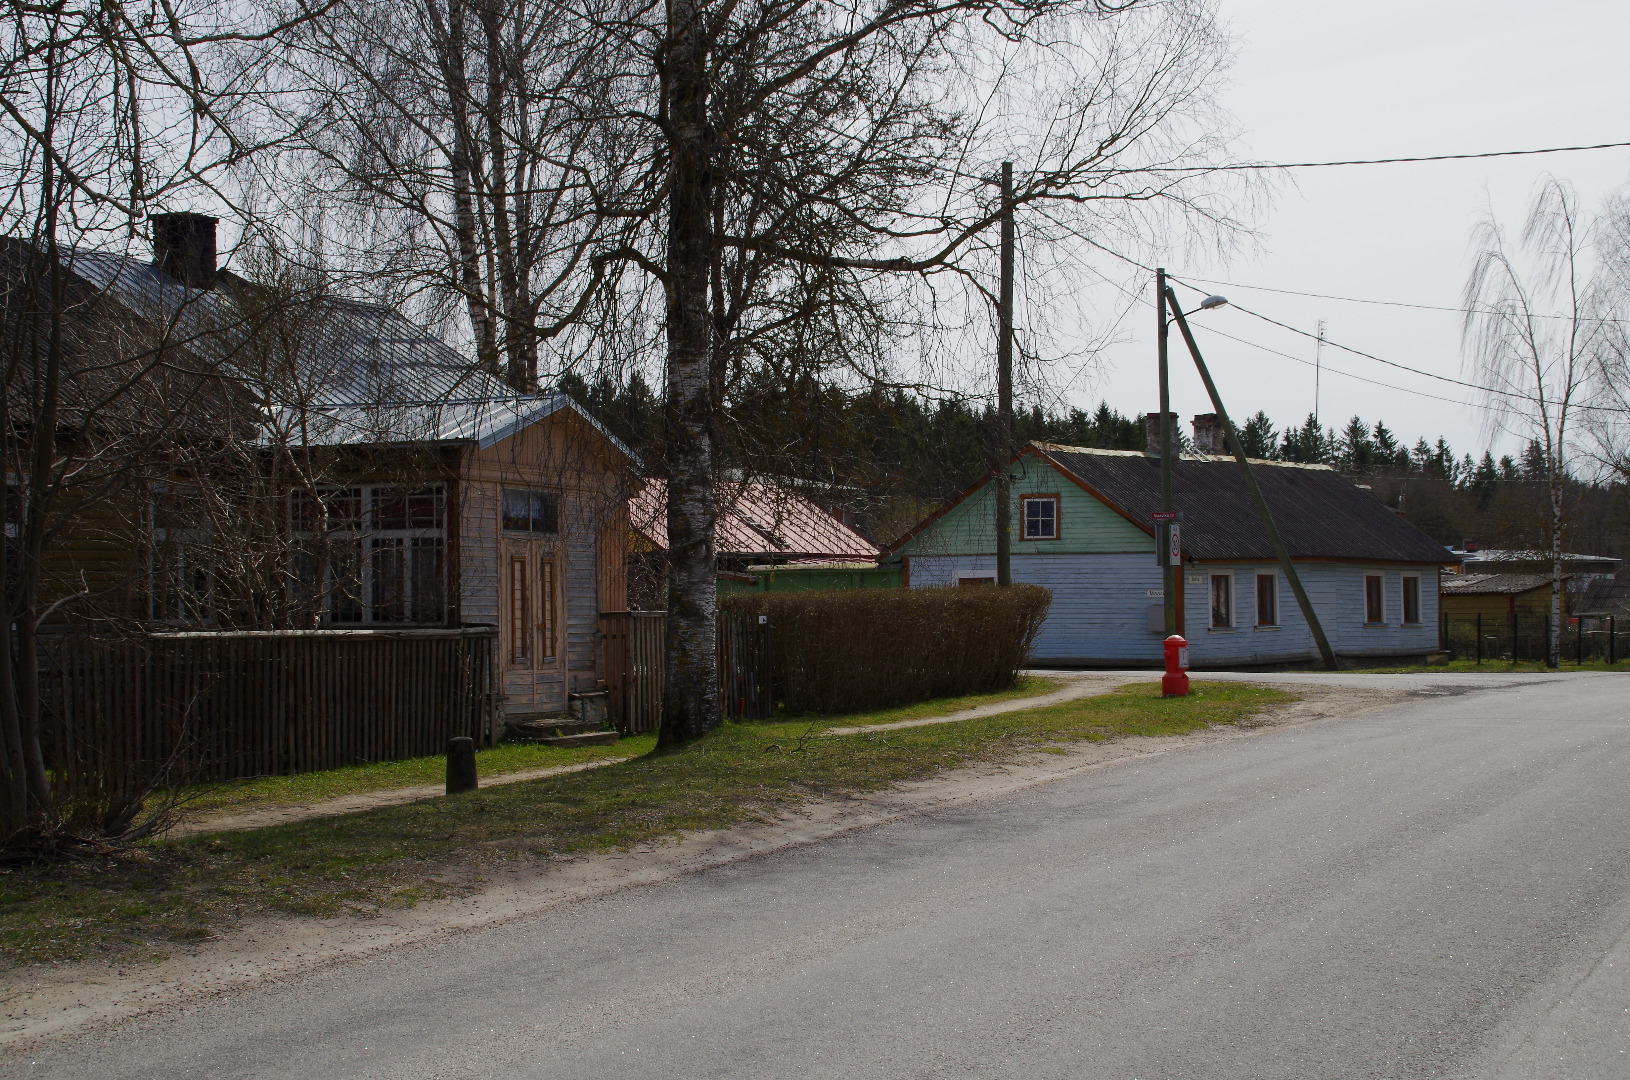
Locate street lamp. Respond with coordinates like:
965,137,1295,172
1197,294,1229,311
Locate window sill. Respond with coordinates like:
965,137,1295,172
1208,626,1235,633
1254,624,1280,631
1363,622,1387,627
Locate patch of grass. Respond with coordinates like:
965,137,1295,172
181,737,652,817
782,674,1064,728
0,680,1289,969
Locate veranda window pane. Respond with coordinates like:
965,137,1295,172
372,538,407,622
411,538,445,623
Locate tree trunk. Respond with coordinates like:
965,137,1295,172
430,0,500,376
658,0,719,747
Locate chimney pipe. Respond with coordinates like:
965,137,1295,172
1144,411,1178,456
1191,413,1225,456
150,213,218,290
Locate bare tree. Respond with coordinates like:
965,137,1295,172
1463,178,1604,668
0,0,331,847
279,0,1250,743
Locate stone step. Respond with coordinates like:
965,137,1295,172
532,730,620,748
507,717,602,739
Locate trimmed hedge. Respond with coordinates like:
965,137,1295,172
720,584,1052,715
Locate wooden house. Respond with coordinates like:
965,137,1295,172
884,435,1459,668
1440,574,1569,621
16,215,637,722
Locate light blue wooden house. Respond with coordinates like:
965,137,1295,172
883,438,1457,668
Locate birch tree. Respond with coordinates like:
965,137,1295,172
1463,178,1603,668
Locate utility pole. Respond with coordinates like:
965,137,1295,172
995,160,1015,587
1164,286,1339,671
1157,267,1175,635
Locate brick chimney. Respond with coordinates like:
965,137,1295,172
1144,411,1178,455
150,212,218,289
1463,539,1480,553
1191,413,1225,455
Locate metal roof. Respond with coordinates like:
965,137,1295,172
631,481,879,561
1030,443,1456,564
60,248,629,454
1440,573,1554,596
1451,548,1621,570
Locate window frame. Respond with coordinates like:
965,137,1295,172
1401,573,1422,625
1209,572,1234,629
1363,573,1386,625
289,483,447,626
1255,572,1279,627
502,488,560,535
1018,493,1060,541
149,482,213,624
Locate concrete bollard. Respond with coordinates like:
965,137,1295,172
446,736,478,794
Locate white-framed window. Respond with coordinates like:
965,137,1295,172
1401,573,1422,625
1020,495,1059,540
150,483,212,622
1255,572,1278,627
1364,573,1385,624
290,484,447,625
1210,573,1233,628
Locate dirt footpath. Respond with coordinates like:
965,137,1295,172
0,681,1403,1051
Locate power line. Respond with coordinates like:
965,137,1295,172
1159,139,1630,172
1173,273,1630,325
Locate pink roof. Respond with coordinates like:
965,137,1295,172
630,481,879,560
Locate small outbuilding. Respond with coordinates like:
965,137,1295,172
884,436,1458,668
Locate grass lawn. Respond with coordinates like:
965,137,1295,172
0,680,1291,970
182,737,656,817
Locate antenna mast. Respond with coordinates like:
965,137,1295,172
1314,318,1326,424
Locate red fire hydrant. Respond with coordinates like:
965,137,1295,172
1162,634,1189,697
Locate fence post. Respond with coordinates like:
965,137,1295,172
1476,613,1482,665
1613,616,1618,666
1579,617,1586,665
1513,613,1519,663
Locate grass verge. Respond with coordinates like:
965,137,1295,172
0,680,1290,970
180,737,654,818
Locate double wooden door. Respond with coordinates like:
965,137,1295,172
501,537,563,713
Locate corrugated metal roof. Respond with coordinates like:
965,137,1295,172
1575,578,1630,614
631,481,879,560
1453,548,1621,570
61,248,628,454
1032,443,1455,564
1440,573,1554,596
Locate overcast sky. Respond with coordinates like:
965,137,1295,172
1077,0,1630,460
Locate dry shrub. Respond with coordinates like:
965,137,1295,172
721,585,1051,715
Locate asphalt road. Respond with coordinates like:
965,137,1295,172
10,672,1630,1079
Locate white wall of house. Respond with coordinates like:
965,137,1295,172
908,554,1440,667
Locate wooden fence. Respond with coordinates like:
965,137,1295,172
600,609,773,732
42,628,499,798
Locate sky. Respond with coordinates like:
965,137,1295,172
1077,0,1630,460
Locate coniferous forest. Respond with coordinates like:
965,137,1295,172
561,373,1630,560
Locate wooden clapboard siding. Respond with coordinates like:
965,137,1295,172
460,406,634,716
459,480,502,627
909,553,1443,667
893,451,1152,559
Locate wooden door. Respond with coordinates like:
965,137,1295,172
501,538,564,715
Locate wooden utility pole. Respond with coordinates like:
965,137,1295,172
995,161,1015,587
1164,286,1338,670
1157,268,1175,635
